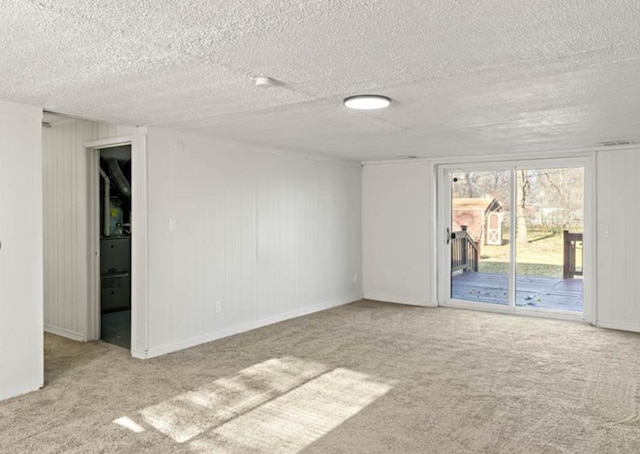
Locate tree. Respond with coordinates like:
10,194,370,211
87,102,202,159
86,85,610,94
516,170,531,243
451,167,584,241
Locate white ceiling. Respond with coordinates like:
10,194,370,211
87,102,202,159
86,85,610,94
3,1,640,161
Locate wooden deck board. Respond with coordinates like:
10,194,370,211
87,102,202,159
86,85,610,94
451,271,582,311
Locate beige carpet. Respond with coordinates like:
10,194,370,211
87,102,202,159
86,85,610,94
2,300,640,453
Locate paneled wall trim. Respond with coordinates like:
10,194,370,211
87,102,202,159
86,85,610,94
0,101,43,401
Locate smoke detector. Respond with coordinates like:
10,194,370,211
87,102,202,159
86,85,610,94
254,77,276,88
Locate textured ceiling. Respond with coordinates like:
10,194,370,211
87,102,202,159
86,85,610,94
3,1,640,161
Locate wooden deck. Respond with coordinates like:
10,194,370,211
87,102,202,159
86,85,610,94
452,271,583,312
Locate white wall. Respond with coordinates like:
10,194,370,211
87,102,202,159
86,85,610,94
145,130,362,357
362,153,640,333
43,122,361,357
42,119,139,341
362,161,435,306
0,101,43,401
595,148,640,332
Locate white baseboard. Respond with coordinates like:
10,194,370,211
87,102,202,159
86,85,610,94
130,348,148,360
596,320,640,333
364,293,436,307
44,324,85,342
140,295,361,359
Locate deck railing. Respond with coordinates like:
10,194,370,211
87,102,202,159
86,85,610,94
563,230,583,279
451,226,479,273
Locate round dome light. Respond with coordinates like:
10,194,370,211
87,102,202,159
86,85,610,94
343,94,391,110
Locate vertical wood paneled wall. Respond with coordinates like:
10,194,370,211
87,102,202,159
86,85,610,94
145,130,363,356
42,120,137,340
596,149,640,331
43,122,362,355
362,161,434,306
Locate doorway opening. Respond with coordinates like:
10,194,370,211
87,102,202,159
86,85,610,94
98,145,132,348
438,158,591,319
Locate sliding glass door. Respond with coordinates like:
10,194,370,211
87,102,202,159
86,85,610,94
448,169,511,306
514,167,584,311
440,160,586,316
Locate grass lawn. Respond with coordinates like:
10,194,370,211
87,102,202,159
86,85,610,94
478,231,571,278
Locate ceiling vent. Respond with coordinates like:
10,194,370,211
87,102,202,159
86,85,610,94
599,139,634,147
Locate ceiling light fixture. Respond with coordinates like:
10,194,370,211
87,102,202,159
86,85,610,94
343,94,391,110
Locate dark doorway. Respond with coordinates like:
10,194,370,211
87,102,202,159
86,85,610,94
99,145,132,348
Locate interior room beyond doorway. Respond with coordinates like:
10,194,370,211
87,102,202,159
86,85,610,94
99,145,132,349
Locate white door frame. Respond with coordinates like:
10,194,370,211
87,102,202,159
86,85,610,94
85,134,149,358
436,154,596,323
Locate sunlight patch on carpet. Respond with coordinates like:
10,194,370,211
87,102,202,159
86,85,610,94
113,416,145,433
113,357,394,452
118,357,329,443
188,367,393,453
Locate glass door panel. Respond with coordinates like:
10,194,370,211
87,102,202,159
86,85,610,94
450,169,511,306
515,167,584,311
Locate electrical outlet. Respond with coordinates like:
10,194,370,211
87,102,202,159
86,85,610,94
169,218,178,232
353,273,358,283
215,301,222,314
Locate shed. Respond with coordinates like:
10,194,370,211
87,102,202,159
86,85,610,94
452,197,503,246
